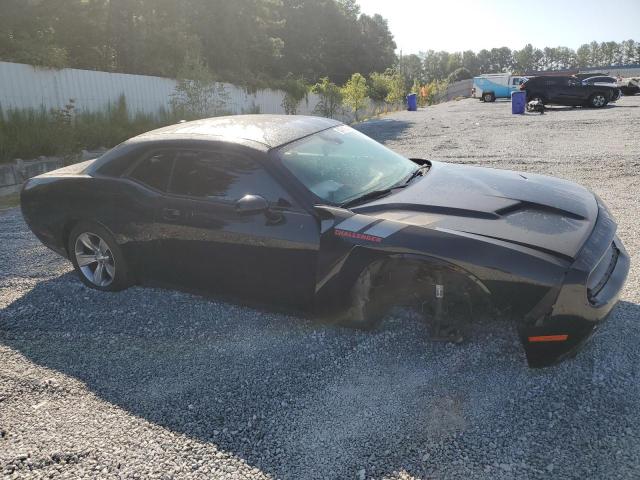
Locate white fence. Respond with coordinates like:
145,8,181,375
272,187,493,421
0,61,391,123
0,60,322,116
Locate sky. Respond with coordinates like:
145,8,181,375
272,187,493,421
357,0,640,54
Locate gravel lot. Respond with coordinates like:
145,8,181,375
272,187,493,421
1,96,639,479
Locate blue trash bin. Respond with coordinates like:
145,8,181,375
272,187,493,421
407,93,417,111
511,91,526,114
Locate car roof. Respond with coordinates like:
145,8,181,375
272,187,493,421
575,72,608,79
132,114,342,149
526,75,572,82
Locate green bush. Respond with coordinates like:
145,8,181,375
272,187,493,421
312,77,342,118
170,53,230,119
341,73,368,121
0,106,69,161
425,80,449,106
385,72,407,106
281,76,309,115
368,73,391,104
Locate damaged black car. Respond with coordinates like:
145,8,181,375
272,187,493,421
20,115,630,367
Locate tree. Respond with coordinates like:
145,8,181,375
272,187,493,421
461,50,479,75
621,39,638,65
589,41,601,66
422,50,452,81
576,44,591,68
170,53,229,119
1,2,637,89
312,77,342,118
356,13,397,77
446,52,463,75
0,0,69,68
385,72,406,106
397,53,424,88
341,73,368,121
489,47,512,72
513,44,535,72
368,72,391,104
476,49,492,73
281,75,308,115
447,67,472,82
421,50,438,81
278,1,396,84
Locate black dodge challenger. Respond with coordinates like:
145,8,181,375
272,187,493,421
21,115,629,367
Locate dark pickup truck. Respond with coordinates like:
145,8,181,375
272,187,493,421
521,76,619,108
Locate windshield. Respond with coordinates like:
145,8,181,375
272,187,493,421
277,125,418,205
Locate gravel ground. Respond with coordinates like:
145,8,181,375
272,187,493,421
1,96,639,479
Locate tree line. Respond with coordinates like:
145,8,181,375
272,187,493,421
407,41,640,83
0,0,396,87
1,1,637,90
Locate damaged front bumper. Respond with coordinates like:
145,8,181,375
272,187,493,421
519,200,630,368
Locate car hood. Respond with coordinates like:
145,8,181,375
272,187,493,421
356,161,598,260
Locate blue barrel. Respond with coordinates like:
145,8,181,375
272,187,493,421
407,93,417,111
511,91,526,114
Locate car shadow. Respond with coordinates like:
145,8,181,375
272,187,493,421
542,104,639,112
2,273,640,479
354,118,413,144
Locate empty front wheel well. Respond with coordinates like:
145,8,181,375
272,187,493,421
342,254,492,328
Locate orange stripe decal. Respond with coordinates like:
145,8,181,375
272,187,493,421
528,334,568,343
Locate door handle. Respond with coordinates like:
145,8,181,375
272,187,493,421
162,208,181,220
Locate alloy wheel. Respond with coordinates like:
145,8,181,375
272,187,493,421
592,95,606,107
74,232,116,287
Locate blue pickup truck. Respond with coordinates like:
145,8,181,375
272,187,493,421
472,74,527,102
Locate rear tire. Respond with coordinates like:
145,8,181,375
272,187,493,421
68,222,132,292
589,93,608,108
483,92,495,102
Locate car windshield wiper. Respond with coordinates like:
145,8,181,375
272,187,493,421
340,187,399,209
402,165,430,185
340,165,430,209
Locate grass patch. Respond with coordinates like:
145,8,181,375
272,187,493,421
0,193,20,210
0,95,181,163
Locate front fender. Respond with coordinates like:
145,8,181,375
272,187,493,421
312,205,491,314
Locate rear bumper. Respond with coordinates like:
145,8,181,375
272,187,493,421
519,200,630,367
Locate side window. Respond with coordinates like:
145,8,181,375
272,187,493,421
512,77,521,85
129,151,175,191
169,150,293,204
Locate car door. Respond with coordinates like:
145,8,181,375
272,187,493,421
120,149,177,282
156,146,320,307
541,77,565,103
556,77,585,104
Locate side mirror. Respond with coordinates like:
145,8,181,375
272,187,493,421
235,194,268,214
